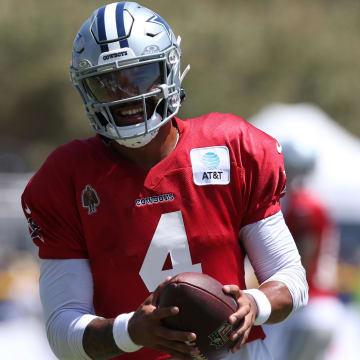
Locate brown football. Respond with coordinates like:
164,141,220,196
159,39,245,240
157,272,238,360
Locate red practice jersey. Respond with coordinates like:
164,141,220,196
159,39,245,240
22,113,286,360
282,187,339,298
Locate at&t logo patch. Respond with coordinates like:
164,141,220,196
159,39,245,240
190,146,230,186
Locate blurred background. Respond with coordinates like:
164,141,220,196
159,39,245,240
1,0,359,358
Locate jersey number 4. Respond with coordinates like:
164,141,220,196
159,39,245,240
139,211,202,292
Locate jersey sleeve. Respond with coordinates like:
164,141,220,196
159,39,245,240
21,146,88,259
240,126,286,227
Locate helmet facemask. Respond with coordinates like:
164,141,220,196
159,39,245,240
72,45,183,147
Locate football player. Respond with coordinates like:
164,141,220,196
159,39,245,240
21,2,308,360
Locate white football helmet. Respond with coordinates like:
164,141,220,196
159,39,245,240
282,139,316,184
70,2,189,148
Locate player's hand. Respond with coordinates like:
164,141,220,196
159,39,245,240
128,277,200,360
223,284,258,353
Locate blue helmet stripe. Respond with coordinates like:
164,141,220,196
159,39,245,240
97,6,109,53
115,2,129,48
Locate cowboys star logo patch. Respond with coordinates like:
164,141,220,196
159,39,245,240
82,185,100,215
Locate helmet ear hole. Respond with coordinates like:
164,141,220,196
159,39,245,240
180,87,186,103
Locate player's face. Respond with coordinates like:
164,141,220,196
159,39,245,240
85,62,163,126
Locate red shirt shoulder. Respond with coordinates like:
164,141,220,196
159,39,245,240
183,112,285,169
176,113,286,226
182,113,287,225
21,136,106,259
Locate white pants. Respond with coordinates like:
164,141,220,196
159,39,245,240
263,296,348,360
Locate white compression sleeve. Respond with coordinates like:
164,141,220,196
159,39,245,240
240,211,308,316
39,258,100,360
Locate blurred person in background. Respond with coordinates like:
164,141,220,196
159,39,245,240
20,2,308,360
264,138,344,360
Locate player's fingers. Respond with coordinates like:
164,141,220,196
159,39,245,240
155,325,196,344
151,305,179,320
230,312,253,345
231,325,252,353
223,284,241,299
240,326,252,347
152,276,173,304
228,303,250,325
234,313,252,336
